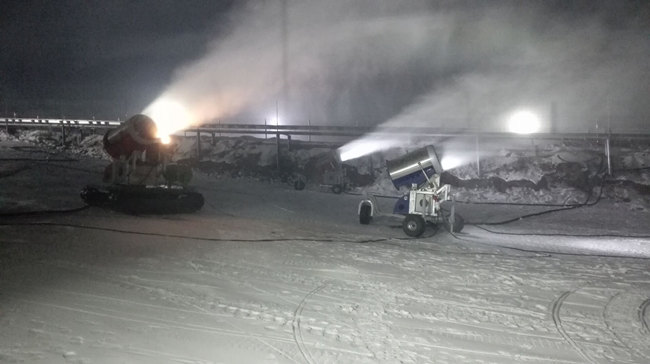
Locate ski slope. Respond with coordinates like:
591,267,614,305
1,139,649,363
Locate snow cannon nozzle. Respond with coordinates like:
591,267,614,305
386,145,443,190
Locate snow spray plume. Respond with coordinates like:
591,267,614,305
143,0,453,138
339,1,650,162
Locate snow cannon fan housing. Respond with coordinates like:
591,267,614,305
386,145,443,190
103,114,163,160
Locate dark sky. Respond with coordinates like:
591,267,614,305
1,0,648,131
0,0,235,118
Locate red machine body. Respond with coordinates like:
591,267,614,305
103,114,160,160
81,114,204,214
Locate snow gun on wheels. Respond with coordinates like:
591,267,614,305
81,114,204,214
358,145,463,237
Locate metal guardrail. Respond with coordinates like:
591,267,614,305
2,117,121,128
4,116,648,176
4,116,649,140
186,123,648,177
191,124,650,139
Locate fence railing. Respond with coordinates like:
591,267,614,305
2,117,120,128
4,116,649,140
4,116,649,176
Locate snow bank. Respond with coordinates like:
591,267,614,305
0,129,18,142
8,128,650,209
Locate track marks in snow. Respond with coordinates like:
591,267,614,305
603,291,650,363
44,260,381,362
292,284,326,364
550,286,650,364
9,289,303,363
640,298,650,335
115,245,650,363
551,290,595,363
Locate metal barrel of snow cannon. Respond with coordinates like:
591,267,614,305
103,114,160,159
386,145,443,190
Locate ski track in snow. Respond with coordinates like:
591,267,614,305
638,298,650,343
551,290,595,364
292,283,329,364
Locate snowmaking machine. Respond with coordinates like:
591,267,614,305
81,114,204,214
358,145,463,237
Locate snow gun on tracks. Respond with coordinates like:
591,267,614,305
357,145,463,237
81,114,204,214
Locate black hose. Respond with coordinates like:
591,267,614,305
462,159,649,239
0,166,30,178
0,220,389,244
471,224,650,239
613,166,650,172
0,158,78,162
0,205,90,218
466,155,607,225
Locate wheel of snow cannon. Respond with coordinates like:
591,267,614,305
402,214,426,237
446,213,465,233
359,204,372,225
109,187,204,214
294,179,306,190
331,184,343,194
80,186,109,206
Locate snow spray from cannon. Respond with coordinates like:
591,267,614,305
141,1,459,136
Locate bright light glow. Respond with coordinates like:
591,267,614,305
143,96,193,141
507,109,541,134
441,155,463,170
160,135,171,144
339,147,369,162
390,159,435,177
339,138,400,162
267,115,280,126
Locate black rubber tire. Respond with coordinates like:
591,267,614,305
359,204,372,225
110,187,204,214
294,179,306,190
447,213,465,233
80,186,109,206
402,214,426,237
331,184,343,194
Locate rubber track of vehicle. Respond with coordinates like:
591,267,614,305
551,291,595,364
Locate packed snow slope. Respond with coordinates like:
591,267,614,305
1,130,650,363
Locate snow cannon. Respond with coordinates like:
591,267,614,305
103,114,160,160
386,145,443,190
358,145,463,237
80,114,204,214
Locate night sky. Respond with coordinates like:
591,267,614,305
1,0,235,118
1,0,648,131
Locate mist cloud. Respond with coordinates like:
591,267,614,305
383,9,650,133
147,0,649,136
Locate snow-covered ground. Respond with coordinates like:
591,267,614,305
1,132,649,363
